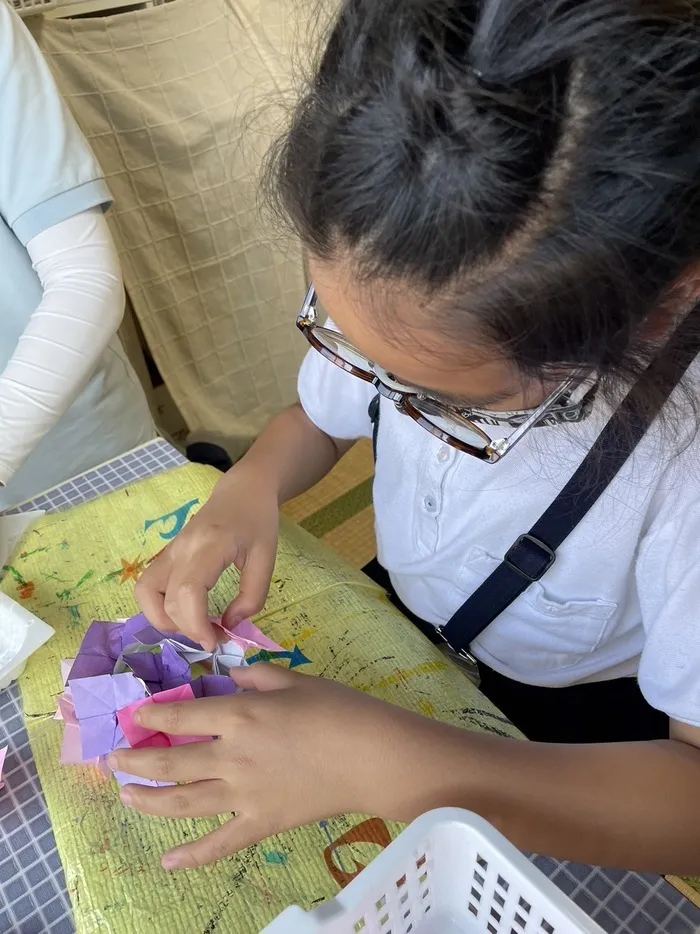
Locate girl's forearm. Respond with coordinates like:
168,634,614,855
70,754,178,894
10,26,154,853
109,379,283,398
417,725,700,874
209,403,353,508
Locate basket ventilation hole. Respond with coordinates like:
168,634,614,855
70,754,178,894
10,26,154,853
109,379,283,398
477,854,489,871
400,893,408,906
376,896,386,911
421,889,429,900
418,872,428,886
471,887,482,902
353,921,366,933
497,874,510,892
494,892,505,909
474,871,485,887
380,913,390,926
396,874,407,889
514,913,526,928
487,923,498,934
519,898,531,914
416,855,426,869
541,922,555,934
469,903,479,917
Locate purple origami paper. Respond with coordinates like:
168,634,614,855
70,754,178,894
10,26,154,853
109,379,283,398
66,622,125,681
69,673,146,759
191,674,239,698
121,642,191,694
123,613,202,652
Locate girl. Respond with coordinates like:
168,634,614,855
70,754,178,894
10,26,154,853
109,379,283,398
0,4,153,509
122,0,700,874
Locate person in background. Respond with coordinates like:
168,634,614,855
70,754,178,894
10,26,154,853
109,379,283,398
0,3,154,510
119,0,700,876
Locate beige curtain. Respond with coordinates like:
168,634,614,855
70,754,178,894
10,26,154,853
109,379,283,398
29,0,312,450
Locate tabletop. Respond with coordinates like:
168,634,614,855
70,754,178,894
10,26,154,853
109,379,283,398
0,437,699,934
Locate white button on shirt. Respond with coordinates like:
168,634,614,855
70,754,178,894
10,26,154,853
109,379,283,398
423,495,438,513
298,337,700,727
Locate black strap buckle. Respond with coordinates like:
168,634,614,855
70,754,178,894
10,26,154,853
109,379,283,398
504,534,556,582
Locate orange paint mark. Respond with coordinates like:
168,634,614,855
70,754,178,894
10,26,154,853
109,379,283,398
362,660,447,691
17,581,35,600
323,818,392,888
119,557,146,584
280,629,316,649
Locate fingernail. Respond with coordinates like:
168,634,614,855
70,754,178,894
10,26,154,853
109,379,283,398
162,853,183,871
120,789,133,807
133,709,143,725
107,754,119,770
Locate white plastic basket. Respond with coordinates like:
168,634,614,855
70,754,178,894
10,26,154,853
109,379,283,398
10,0,58,16
264,809,603,934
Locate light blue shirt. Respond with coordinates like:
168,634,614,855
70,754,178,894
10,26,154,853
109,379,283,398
0,4,154,509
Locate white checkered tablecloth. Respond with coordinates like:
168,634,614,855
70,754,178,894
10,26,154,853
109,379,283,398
0,440,186,934
1,438,699,934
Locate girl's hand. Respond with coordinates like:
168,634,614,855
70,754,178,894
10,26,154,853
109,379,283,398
110,665,467,869
135,468,280,650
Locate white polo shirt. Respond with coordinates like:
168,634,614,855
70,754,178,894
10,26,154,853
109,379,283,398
298,341,700,726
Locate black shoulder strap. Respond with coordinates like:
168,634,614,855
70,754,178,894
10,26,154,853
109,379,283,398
440,318,700,657
369,394,380,461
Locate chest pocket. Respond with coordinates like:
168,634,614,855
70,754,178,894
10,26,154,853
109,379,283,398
458,546,619,672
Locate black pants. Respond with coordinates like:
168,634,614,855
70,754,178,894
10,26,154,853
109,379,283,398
362,558,669,744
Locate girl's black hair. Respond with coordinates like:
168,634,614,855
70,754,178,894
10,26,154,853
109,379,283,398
266,0,700,420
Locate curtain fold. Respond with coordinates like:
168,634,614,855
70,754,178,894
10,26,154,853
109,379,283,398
29,0,310,446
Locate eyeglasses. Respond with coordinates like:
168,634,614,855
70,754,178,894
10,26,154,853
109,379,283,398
297,285,588,463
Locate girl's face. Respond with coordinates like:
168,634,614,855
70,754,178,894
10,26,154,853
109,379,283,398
311,258,553,413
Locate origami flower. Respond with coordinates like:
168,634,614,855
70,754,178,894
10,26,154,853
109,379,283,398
58,614,286,787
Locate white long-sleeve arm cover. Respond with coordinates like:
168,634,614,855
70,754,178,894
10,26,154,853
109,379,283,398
0,208,125,486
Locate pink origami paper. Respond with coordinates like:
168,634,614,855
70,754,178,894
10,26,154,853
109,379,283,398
58,694,82,765
0,745,6,791
221,619,284,654
117,683,210,749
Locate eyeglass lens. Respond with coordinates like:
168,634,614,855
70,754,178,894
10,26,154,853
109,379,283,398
312,326,490,450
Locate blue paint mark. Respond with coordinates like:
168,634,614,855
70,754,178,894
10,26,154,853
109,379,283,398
144,499,199,541
246,646,310,669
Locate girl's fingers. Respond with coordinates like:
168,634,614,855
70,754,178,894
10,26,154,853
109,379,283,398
226,542,276,623
110,735,220,783
134,562,178,634
160,815,275,870
229,663,300,692
120,779,229,819
130,696,237,737
162,575,217,651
